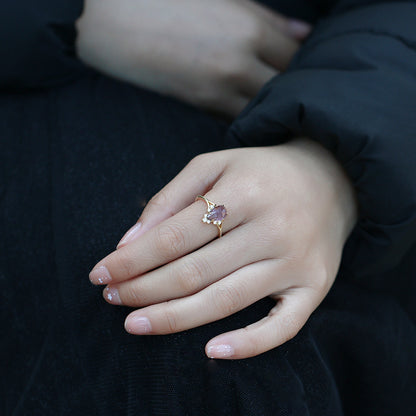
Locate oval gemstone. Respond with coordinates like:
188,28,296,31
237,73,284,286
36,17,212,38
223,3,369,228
206,205,227,222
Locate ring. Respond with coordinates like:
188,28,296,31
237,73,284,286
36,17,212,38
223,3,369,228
195,195,227,238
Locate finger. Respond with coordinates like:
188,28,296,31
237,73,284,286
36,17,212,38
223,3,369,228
205,288,319,359
242,0,312,40
117,151,228,249
123,259,284,335
285,19,313,41
239,60,278,97
104,222,278,307
256,28,299,71
90,185,244,285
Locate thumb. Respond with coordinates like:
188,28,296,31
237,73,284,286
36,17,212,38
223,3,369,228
117,152,227,248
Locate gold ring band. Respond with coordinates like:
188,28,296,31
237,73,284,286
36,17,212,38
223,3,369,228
195,195,227,238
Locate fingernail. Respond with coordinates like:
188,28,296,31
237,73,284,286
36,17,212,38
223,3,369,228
288,19,312,38
89,265,112,285
125,316,152,334
207,344,235,359
117,222,142,249
104,286,122,305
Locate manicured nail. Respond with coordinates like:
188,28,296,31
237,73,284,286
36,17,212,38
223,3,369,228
104,286,122,305
125,316,152,334
207,344,235,359
89,265,112,285
117,222,142,249
288,19,312,38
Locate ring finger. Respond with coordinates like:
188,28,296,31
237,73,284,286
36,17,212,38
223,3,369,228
89,189,245,285
103,221,279,306
124,259,284,335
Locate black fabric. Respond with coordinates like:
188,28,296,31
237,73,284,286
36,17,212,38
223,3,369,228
1,1,415,415
0,0,85,90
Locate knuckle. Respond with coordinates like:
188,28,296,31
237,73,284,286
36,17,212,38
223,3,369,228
121,284,143,306
212,284,245,316
146,190,169,212
313,265,331,293
195,52,250,91
163,303,179,333
154,223,187,257
218,57,251,85
302,256,333,293
280,312,302,343
227,11,264,46
188,153,206,167
110,249,138,278
230,171,270,205
242,18,268,48
176,258,208,294
245,178,268,201
188,152,219,171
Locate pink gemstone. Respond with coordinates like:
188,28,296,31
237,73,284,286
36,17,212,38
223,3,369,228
207,205,227,222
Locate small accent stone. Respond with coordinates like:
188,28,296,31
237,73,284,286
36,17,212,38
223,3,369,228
206,205,227,223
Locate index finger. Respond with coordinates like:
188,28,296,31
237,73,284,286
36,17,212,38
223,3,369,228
89,191,244,285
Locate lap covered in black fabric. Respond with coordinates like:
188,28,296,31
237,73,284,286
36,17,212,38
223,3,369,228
1,73,415,416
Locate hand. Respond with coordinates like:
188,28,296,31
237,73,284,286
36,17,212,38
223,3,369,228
89,139,357,359
76,0,312,117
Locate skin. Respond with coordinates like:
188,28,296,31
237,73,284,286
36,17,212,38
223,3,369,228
76,0,312,117
79,0,357,360
89,139,357,359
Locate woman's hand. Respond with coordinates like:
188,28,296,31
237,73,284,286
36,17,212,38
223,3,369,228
76,0,311,117
89,139,357,359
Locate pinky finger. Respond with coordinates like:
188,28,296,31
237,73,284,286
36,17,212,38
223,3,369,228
205,288,318,360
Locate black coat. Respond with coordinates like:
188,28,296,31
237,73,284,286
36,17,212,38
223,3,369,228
1,1,415,415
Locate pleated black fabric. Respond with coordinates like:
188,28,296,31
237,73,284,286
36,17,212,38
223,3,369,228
1,1,415,415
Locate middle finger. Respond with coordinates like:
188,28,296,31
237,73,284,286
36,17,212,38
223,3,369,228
103,221,276,306
89,191,245,285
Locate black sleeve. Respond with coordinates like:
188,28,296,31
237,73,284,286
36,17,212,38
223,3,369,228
0,0,85,90
226,1,416,279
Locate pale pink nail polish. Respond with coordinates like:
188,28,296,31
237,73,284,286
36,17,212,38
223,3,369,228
104,286,122,305
89,265,112,285
125,316,152,334
117,222,142,249
207,344,235,359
